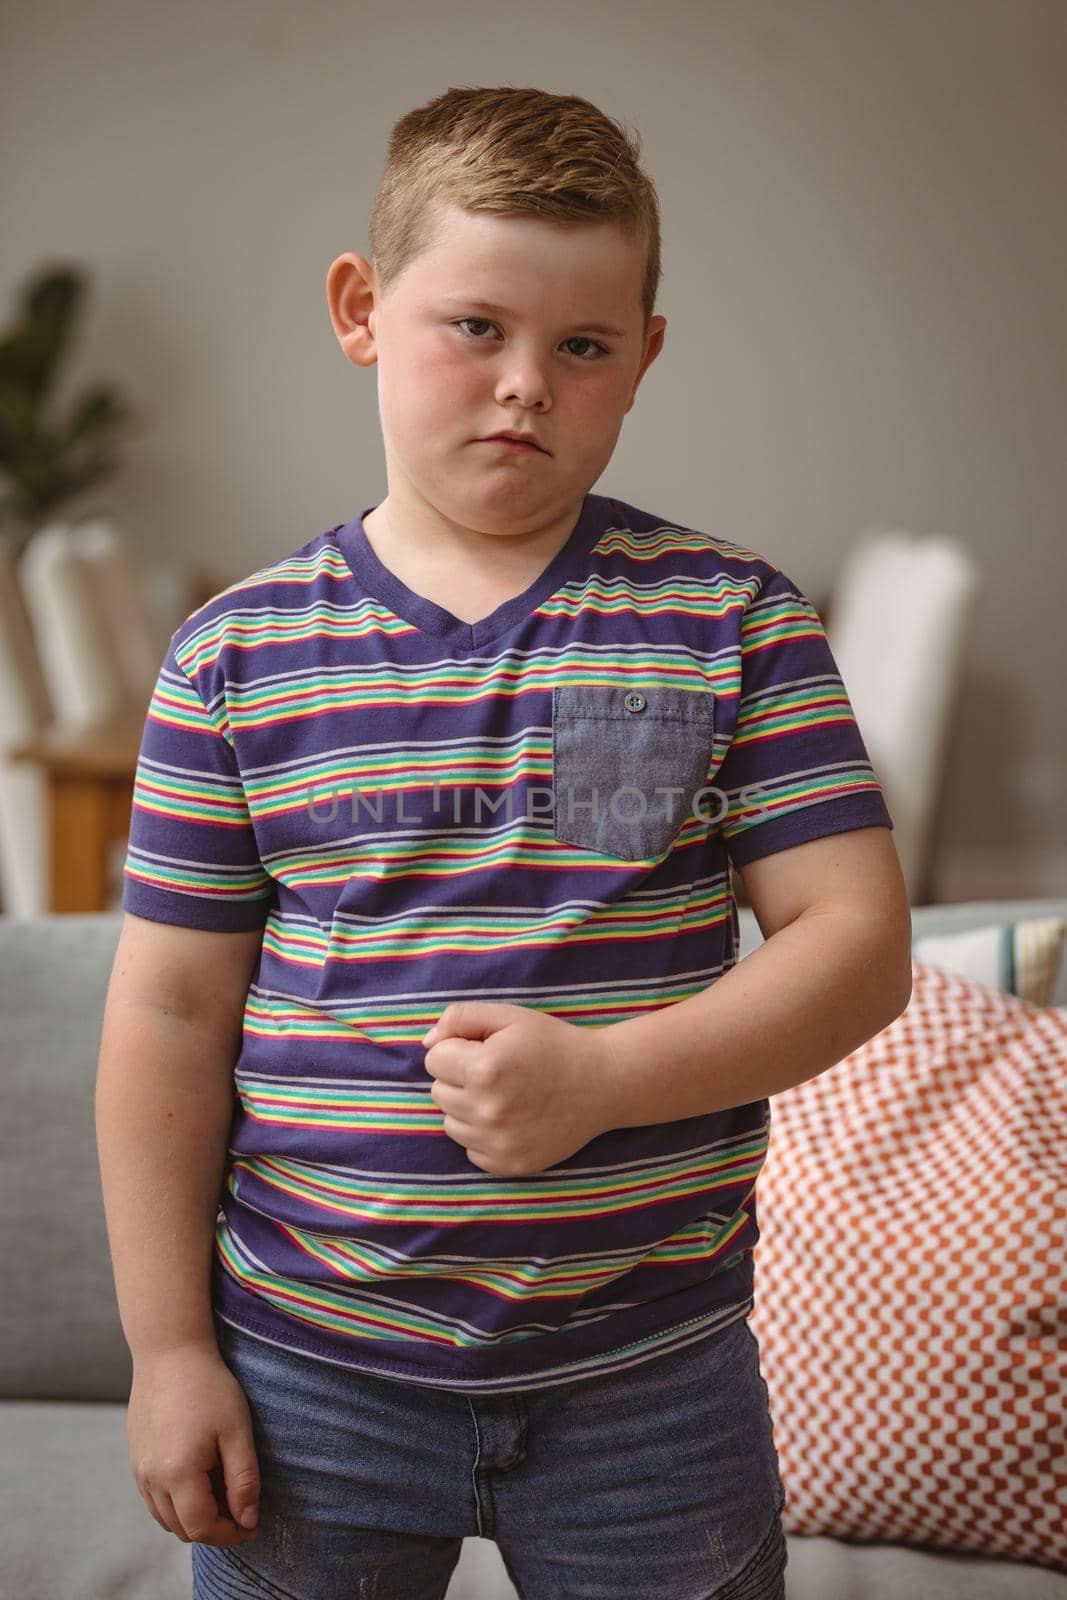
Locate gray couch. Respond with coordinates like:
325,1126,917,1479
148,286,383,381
3,901,1066,1600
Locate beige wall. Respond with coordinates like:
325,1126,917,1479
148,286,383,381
2,0,1064,899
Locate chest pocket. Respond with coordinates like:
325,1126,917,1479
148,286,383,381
551,683,717,861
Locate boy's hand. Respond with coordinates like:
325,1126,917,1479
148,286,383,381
127,1341,261,1547
421,1004,614,1176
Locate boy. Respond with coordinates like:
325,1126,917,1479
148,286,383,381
96,84,911,1600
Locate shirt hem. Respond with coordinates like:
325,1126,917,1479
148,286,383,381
210,1256,756,1395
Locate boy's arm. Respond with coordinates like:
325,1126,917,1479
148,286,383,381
95,912,264,1360
601,825,912,1126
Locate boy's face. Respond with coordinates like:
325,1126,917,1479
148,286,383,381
327,203,666,538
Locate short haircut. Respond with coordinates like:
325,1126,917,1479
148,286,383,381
369,85,662,335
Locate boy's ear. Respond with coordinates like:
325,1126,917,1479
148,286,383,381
326,253,379,368
625,314,667,413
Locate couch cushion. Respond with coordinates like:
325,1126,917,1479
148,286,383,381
781,1533,1067,1598
750,960,1067,1572
0,913,132,1401
912,915,1065,1005
0,1399,191,1599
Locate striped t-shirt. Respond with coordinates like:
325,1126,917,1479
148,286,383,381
122,490,892,1394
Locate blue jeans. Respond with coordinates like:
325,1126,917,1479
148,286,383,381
192,1311,788,1600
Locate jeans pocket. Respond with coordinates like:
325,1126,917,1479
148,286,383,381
551,683,717,860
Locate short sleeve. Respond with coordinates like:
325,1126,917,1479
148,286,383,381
121,637,277,931
711,567,894,870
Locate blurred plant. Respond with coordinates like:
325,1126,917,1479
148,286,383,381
0,264,139,559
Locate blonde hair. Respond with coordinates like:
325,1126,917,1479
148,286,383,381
369,85,662,334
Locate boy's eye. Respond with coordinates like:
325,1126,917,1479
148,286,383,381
454,318,608,362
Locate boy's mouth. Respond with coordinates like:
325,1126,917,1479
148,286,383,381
481,432,548,453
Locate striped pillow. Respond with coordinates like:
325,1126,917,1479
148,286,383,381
750,961,1067,1572
912,916,1065,1006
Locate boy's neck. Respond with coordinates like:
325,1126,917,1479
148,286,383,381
360,495,588,619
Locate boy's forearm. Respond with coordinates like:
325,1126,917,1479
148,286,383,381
599,908,913,1127
95,1002,238,1362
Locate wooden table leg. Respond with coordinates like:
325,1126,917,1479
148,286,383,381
50,776,110,912
50,775,134,912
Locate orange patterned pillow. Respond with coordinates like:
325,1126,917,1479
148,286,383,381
749,960,1067,1573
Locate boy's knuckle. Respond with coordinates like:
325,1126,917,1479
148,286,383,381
474,1058,503,1094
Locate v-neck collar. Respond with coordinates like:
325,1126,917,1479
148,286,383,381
333,493,612,650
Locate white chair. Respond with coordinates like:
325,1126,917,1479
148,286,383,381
16,522,129,730
824,528,980,904
68,518,168,709
0,538,53,916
